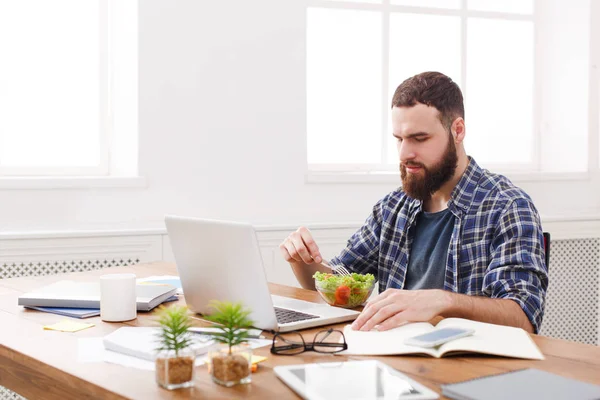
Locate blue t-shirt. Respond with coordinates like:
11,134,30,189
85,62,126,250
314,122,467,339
403,208,455,290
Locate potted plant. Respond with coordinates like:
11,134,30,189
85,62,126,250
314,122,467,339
204,300,255,387
155,305,196,390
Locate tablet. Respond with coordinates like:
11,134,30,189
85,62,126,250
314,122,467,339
274,360,439,400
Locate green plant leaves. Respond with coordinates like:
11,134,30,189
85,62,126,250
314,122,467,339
155,305,193,357
204,301,255,354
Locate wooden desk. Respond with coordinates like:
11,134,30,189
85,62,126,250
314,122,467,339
1,262,599,399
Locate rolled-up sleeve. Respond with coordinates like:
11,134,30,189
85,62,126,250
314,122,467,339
483,198,549,333
329,199,383,276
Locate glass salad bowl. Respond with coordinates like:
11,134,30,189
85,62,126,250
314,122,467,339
314,271,376,308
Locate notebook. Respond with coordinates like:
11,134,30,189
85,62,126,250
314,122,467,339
341,318,544,360
24,306,100,318
103,327,218,361
441,368,600,400
18,280,178,312
137,276,183,295
24,295,179,319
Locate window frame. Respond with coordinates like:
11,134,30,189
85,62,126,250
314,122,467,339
305,0,598,182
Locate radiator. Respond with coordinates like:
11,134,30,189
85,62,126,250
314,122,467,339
539,238,600,345
0,258,140,279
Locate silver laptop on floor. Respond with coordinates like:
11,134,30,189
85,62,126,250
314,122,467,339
165,215,359,332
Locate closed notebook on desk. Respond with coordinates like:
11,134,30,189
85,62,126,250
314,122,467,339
24,296,179,319
441,368,600,400
24,306,100,318
341,318,544,360
18,280,178,312
103,327,218,361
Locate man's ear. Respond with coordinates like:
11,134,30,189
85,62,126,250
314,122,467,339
451,117,465,144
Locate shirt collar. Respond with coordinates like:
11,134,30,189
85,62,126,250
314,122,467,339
448,156,482,215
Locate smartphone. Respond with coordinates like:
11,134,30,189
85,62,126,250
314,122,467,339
404,327,475,348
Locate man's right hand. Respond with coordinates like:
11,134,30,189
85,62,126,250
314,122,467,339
279,227,330,290
279,226,323,265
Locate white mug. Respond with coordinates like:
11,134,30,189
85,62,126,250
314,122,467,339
100,273,137,322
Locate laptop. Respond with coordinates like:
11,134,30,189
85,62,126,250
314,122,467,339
165,215,360,332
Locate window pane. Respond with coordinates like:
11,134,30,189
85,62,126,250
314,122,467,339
467,0,533,15
465,19,534,165
111,0,139,176
391,0,460,10
538,0,589,172
387,13,461,164
0,0,100,167
307,8,382,164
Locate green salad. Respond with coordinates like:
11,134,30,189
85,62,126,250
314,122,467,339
313,271,376,308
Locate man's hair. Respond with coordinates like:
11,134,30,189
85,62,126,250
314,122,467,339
391,71,464,131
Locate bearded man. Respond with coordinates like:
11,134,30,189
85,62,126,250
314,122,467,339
280,71,548,334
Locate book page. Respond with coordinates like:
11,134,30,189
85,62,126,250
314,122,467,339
435,318,544,360
341,322,439,357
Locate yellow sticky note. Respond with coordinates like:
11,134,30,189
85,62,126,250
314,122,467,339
44,320,95,333
251,355,267,365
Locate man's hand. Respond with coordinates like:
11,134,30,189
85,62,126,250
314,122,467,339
279,226,323,265
351,289,451,331
280,227,331,290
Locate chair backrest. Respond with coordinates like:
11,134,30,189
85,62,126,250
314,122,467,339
543,232,551,270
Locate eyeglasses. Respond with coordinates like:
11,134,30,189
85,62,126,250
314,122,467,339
270,328,348,355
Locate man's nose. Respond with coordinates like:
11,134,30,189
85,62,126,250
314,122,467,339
399,141,416,163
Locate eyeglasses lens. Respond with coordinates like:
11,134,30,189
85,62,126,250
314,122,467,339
314,330,345,353
273,332,305,355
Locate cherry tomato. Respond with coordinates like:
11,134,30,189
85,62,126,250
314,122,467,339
334,285,351,305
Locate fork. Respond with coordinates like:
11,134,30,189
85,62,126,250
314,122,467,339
326,261,351,276
312,257,352,276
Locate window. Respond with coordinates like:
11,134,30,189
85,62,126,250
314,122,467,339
307,0,592,177
0,0,138,178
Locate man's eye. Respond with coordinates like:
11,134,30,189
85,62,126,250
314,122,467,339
415,137,427,142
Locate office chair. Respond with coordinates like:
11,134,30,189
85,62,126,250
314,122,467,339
543,232,551,270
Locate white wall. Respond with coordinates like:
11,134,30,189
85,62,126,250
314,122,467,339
0,0,599,234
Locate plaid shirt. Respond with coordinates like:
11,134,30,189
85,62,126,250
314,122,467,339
330,157,548,333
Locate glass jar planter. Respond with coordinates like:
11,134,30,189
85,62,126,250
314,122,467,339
208,343,252,387
155,348,196,390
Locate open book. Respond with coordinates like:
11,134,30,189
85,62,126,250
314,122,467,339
342,318,544,360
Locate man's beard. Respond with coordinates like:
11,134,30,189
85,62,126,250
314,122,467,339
400,135,458,201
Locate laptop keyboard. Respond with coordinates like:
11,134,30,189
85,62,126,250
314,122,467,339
274,307,320,324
